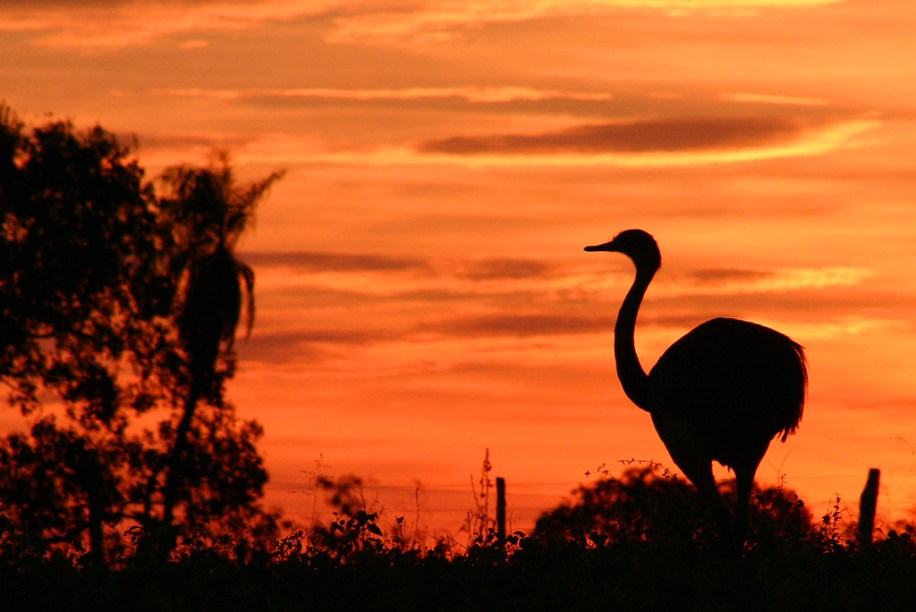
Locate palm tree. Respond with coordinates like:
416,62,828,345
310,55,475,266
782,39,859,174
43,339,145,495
151,153,283,559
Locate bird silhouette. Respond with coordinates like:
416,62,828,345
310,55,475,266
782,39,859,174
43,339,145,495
585,229,807,550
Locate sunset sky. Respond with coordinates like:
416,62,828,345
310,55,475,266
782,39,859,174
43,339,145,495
4,0,916,537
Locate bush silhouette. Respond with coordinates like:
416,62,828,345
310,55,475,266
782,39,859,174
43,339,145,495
532,465,815,553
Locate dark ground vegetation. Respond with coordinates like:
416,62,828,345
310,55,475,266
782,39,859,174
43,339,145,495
3,465,916,611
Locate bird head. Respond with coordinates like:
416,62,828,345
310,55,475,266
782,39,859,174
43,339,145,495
584,229,661,272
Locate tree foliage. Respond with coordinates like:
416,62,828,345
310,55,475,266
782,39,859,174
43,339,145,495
159,154,283,397
532,465,816,553
1,107,167,424
0,104,281,566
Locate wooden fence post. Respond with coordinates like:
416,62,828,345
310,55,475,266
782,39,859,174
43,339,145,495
858,468,880,548
496,477,506,541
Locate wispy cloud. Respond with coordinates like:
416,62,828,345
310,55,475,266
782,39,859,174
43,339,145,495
721,93,831,107
0,0,335,50
244,250,884,353
265,118,875,168
419,117,810,155
243,251,427,273
326,1,844,43
249,249,873,298
423,313,613,338
246,251,557,300
686,268,775,285
154,86,614,105
143,84,878,170
203,115,876,169
785,316,908,340
457,258,555,281
1,0,843,50
136,132,253,152
679,266,873,293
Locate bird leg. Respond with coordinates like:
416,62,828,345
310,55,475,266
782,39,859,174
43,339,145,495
675,458,734,550
733,468,755,553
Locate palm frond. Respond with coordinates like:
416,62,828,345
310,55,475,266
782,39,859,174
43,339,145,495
223,169,285,247
162,155,277,384
237,260,255,341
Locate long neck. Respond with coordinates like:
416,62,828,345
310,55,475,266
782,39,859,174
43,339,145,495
614,264,654,412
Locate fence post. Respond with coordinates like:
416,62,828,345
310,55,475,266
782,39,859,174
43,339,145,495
858,468,880,548
496,477,506,541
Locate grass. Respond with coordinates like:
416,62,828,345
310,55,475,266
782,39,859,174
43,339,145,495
3,463,916,611
3,538,916,611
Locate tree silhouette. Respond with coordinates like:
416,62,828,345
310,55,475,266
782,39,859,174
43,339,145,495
532,466,815,553
0,420,124,564
148,154,283,561
0,105,280,566
1,105,165,422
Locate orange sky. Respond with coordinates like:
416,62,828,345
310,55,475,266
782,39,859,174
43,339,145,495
4,0,916,538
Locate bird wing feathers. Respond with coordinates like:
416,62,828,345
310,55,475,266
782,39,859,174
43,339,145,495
648,318,806,451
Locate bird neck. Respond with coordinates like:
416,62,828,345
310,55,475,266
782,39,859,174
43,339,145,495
614,265,654,412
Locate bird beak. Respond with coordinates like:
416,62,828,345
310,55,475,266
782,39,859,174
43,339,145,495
584,239,617,252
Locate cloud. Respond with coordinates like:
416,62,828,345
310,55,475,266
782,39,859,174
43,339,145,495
238,325,402,362
721,93,830,107
226,119,878,169
245,251,560,287
151,86,618,118
136,132,253,152
651,288,912,334
1,0,842,50
697,266,872,294
0,0,337,50
236,332,332,363
388,118,877,168
424,313,613,338
685,268,775,285
326,1,843,43
154,86,614,105
243,251,426,273
139,83,878,171
457,258,554,281
419,117,818,155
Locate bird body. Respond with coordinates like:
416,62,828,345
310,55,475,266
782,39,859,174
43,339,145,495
650,317,805,467
585,229,807,550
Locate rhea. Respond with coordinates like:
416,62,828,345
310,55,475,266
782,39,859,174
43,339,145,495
585,229,806,549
